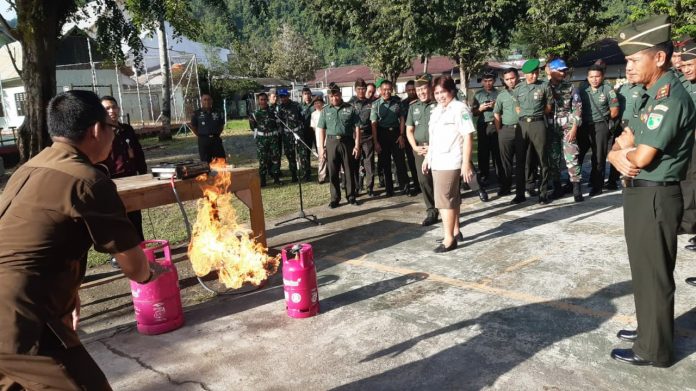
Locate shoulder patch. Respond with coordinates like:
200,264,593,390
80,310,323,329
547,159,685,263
655,84,670,100
647,113,664,130
653,104,669,112
462,112,471,122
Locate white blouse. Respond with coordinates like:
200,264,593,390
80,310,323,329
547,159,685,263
427,99,476,170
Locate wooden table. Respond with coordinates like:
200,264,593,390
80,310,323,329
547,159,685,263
114,167,266,247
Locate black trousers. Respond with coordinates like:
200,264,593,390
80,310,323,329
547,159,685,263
355,133,375,190
624,185,682,364
477,122,502,180
377,128,409,193
578,121,610,189
404,142,419,189
197,135,226,163
127,210,144,242
413,147,436,214
607,121,623,185
519,119,549,196
327,136,357,202
497,124,526,196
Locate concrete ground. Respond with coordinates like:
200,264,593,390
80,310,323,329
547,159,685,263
79,184,696,391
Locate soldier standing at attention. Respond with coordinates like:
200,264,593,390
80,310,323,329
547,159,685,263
299,87,316,177
371,80,412,197
472,71,502,187
190,93,226,163
406,73,438,226
608,15,696,367
249,92,282,187
276,88,307,182
351,78,377,196
400,80,421,194
317,86,362,207
493,68,525,202
513,59,553,203
577,65,620,196
547,59,584,202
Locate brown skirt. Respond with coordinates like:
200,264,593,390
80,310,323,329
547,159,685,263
432,169,461,209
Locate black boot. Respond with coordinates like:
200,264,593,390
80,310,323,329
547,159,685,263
260,176,267,188
573,182,584,202
273,175,282,185
551,181,564,199
291,173,299,183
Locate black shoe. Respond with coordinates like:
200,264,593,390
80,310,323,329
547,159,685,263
538,195,551,204
686,277,696,287
348,197,360,205
606,182,619,191
436,232,464,243
412,186,422,195
551,182,564,199
110,257,120,269
434,241,457,253
273,176,282,185
291,175,299,183
497,188,512,197
526,189,538,197
562,182,573,194
260,177,267,188
685,244,696,252
610,348,671,368
328,201,339,209
589,187,603,196
689,236,696,244
478,189,489,202
402,185,415,197
617,329,638,342
422,214,438,226
573,182,584,202
367,188,375,197
304,175,312,182
510,195,526,204
385,190,394,197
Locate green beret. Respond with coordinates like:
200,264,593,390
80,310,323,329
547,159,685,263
375,77,385,88
521,59,540,73
617,15,671,56
415,73,432,87
680,36,696,61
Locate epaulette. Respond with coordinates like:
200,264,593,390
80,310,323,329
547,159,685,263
409,99,418,106
655,84,670,100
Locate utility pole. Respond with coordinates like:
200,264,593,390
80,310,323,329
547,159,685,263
157,18,172,141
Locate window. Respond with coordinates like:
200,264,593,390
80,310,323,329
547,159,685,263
15,93,26,116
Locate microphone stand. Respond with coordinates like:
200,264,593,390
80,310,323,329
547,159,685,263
275,115,321,226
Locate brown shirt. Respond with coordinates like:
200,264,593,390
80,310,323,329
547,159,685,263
0,142,141,354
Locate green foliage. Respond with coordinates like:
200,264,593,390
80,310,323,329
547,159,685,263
513,0,612,59
628,0,696,39
266,24,321,81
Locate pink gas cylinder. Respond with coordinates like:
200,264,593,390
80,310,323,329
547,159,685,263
282,243,319,318
129,240,184,335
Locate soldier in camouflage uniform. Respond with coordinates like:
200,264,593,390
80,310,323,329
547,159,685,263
276,88,309,182
249,92,281,187
547,59,583,202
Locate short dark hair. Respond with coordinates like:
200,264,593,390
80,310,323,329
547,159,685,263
432,75,457,94
367,83,376,89
588,64,605,74
502,67,519,78
302,87,311,93
100,95,118,106
354,78,367,88
648,41,675,69
482,72,496,80
380,80,393,87
48,90,107,142
257,92,268,99
405,80,415,87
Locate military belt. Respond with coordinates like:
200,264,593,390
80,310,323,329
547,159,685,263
257,131,279,137
327,134,351,141
379,126,397,132
520,116,544,123
199,134,221,138
622,179,679,188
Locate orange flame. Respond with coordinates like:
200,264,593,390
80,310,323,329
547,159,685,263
188,158,280,289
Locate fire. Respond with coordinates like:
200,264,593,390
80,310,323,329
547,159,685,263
188,158,280,289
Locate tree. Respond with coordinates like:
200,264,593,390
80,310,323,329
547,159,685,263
512,0,612,60
628,0,696,39
266,24,320,82
0,0,233,161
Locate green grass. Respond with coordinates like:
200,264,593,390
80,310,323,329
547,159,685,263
87,119,329,267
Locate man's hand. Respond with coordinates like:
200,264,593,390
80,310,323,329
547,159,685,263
565,127,577,142
71,294,80,331
352,145,360,159
397,135,405,149
415,146,428,156
608,148,640,177
421,159,429,174
615,129,635,150
461,162,475,183
374,142,382,154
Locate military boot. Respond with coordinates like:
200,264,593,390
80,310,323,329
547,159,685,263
551,181,564,199
273,175,282,185
573,182,584,202
260,176,267,188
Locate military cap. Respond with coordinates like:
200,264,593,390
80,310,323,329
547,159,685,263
617,15,671,56
548,58,569,71
415,73,432,87
521,58,540,73
482,70,497,79
328,85,341,95
375,77,385,88
680,36,696,61
277,88,290,96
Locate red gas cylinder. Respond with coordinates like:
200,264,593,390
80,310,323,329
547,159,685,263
281,243,319,318
129,240,184,335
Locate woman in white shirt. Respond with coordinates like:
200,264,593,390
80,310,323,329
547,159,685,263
422,76,476,253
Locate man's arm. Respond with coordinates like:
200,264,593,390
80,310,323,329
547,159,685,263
189,114,199,136
493,113,502,131
113,245,153,283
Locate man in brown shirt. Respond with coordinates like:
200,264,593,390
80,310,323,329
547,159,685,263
0,90,165,390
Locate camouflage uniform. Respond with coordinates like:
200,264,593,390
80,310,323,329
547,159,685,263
249,108,281,184
549,80,583,183
276,101,308,180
